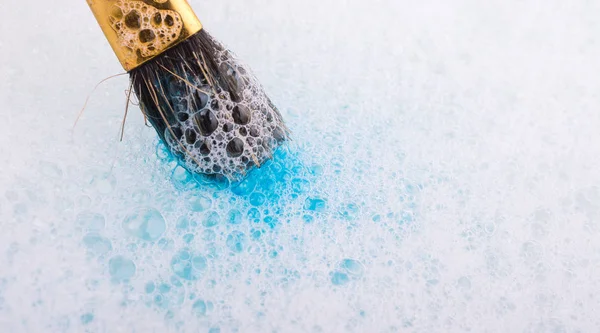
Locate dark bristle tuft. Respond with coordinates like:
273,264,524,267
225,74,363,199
130,29,289,181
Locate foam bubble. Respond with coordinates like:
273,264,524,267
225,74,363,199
122,207,166,241
110,0,183,58
108,256,136,282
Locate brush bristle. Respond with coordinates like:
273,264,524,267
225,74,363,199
130,29,289,181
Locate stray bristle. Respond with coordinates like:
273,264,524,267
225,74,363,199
131,29,289,181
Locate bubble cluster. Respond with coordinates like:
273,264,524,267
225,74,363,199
171,249,207,280
110,0,183,58
158,33,288,181
4,0,600,330
122,207,167,241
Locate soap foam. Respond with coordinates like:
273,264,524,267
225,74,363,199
1,0,600,332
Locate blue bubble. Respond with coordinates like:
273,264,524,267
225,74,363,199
183,233,194,244
158,283,171,294
231,176,256,196
203,211,221,227
170,276,184,288
156,142,171,160
226,231,246,253
156,191,176,212
80,313,94,325
192,300,207,316
187,194,212,212
202,230,216,241
192,300,214,317
250,193,266,206
291,178,310,194
172,166,190,181
171,166,196,190
267,193,281,205
341,259,365,277
194,173,231,191
304,198,327,212
247,208,261,222
109,256,136,282
176,216,190,230
83,233,112,256
338,203,359,220
331,272,349,286
154,294,165,307
269,162,283,175
310,164,324,176
399,211,414,224
171,249,207,280
258,178,276,193
264,216,279,228
145,281,155,294
250,229,263,240
179,251,191,260
122,207,166,241
227,209,243,225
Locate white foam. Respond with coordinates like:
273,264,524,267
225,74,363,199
1,0,600,332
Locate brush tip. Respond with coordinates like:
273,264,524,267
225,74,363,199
131,30,289,181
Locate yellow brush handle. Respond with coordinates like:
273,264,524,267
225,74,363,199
87,0,203,71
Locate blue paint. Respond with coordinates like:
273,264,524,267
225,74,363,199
249,193,266,206
231,177,256,196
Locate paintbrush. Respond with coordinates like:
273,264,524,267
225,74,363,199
86,0,289,181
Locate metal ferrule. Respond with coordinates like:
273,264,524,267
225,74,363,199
87,0,203,71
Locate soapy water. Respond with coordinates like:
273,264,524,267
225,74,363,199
1,132,420,332
2,0,600,331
